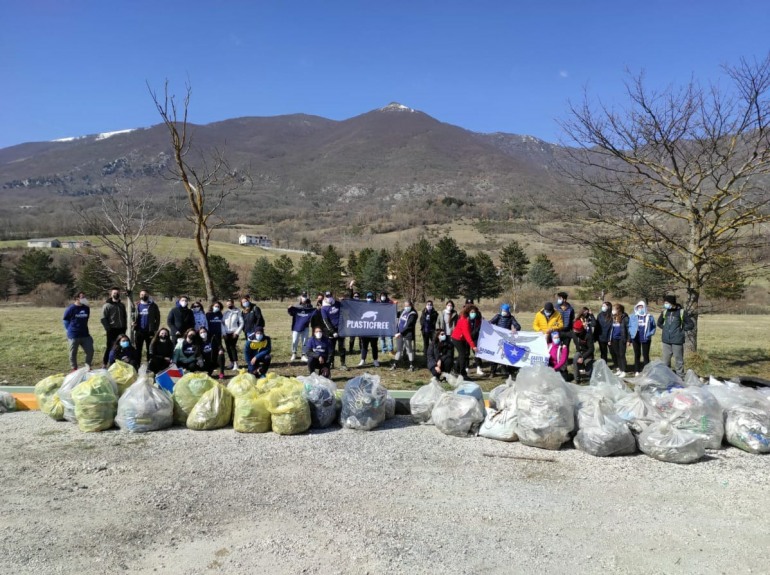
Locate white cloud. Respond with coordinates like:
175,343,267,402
559,70,569,78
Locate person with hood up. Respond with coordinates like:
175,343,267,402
100,287,127,368
191,301,208,332
240,295,265,338
656,295,695,377
222,298,244,370
532,302,564,334
489,303,522,377
572,319,594,383
450,304,480,378
244,326,272,378
629,300,657,375
173,328,203,371
391,298,418,371
287,293,315,362
358,292,380,368
419,300,438,356
108,334,140,369
305,326,332,378
167,295,195,345
555,291,575,353
132,289,160,364
321,291,347,370
148,327,174,374
63,291,94,371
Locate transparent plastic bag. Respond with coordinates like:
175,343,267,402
455,382,486,417
478,408,518,442
724,406,770,454
233,389,272,433
340,373,390,431
410,378,444,424
684,369,703,387
187,384,233,430
589,359,629,401
71,372,119,432
227,370,258,399
636,360,684,397
299,373,338,429
173,373,217,425
652,387,724,449
489,376,515,410
267,385,311,435
108,360,138,396
115,367,173,432
496,385,519,412
59,367,90,423
514,365,575,450
574,397,636,457
614,388,662,435
0,391,16,413
34,374,65,419
431,392,485,437
638,418,706,463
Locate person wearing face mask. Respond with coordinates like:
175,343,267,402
206,301,224,343
305,327,332,378
198,326,226,379
358,292,380,368
427,329,454,379
132,289,160,364
532,302,564,335
173,328,203,371
572,320,594,383
656,295,695,377
191,301,208,332
167,295,195,345
100,287,127,368
419,300,438,358
348,292,361,355
628,300,657,375
463,299,486,376
391,299,418,371
148,327,174,374
321,291,347,370
609,304,630,377
489,303,522,377
108,334,139,369
63,291,94,371
579,307,597,332
244,326,272,377
377,291,395,355
240,295,265,338
222,298,244,370
554,291,575,354
436,300,458,336
288,293,316,362
547,331,568,375
593,301,614,364
450,305,480,378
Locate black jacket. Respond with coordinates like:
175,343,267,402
419,308,438,334
427,339,454,372
657,306,695,345
594,311,613,343
490,313,521,331
101,298,127,331
396,309,418,340
242,306,265,336
167,306,195,339
573,330,595,362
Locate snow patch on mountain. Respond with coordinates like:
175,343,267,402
380,102,415,113
95,128,137,140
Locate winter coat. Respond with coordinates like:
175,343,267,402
101,299,127,331
427,339,454,373
556,303,575,331
656,306,695,345
63,303,90,339
573,330,595,363
548,343,568,371
490,313,521,331
148,338,175,364
320,301,342,335
222,308,244,335
610,313,630,344
108,345,139,369
420,308,438,335
132,300,160,333
241,306,266,336
205,311,224,338
532,309,564,334
244,336,272,364
396,308,418,341
469,313,483,342
167,306,195,339
173,340,201,369
304,335,332,362
629,307,656,343
450,316,477,349
192,308,208,332
594,311,613,343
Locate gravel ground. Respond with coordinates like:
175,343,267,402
1,411,769,575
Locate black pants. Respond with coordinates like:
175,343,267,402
598,340,610,363
632,338,651,373
103,328,124,366
348,337,359,353
361,337,379,361
610,339,627,372
572,355,593,382
134,329,152,363
452,338,469,377
223,333,240,364
248,356,271,377
308,357,331,378
330,336,346,367
559,330,574,354
149,357,171,374
205,353,226,376
422,332,434,355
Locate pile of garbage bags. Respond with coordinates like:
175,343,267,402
340,373,394,431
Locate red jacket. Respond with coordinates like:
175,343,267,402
450,315,476,349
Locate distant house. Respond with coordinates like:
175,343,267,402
60,240,92,249
238,234,272,247
27,238,61,248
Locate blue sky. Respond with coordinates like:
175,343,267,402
1,0,768,148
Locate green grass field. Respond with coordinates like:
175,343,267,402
2,302,768,390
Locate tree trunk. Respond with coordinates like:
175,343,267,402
685,288,699,354
126,294,135,342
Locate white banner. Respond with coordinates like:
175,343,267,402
475,320,550,368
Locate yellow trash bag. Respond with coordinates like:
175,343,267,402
227,370,258,399
35,374,65,420
173,373,217,425
108,360,138,396
71,373,119,432
267,385,311,435
233,389,272,433
255,375,284,395
187,383,233,430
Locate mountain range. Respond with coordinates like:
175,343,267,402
0,103,568,238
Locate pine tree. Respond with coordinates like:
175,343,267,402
296,253,320,295
581,243,628,300
51,264,76,297
272,255,296,301
77,255,114,298
705,256,746,301
316,245,345,293
0,254,12,300
471,252,502,302
429,236,468,299
14,249,54,295
248,257,281,300
359,250,390,296
528,254,559,289
209,254,240,300
499,240,530,290
391,238,432,301
623,258,671,304
178,257,205,298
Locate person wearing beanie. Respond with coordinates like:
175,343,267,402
572,319,594,383
628,300,657,375
489,303,522,377
533,301,564,334
656,295,695,376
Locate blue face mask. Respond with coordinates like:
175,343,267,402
404,307,412,313
552,338,561,345
120,340,130,349
255,334,264,342
663,303,672,310
469,312,477,320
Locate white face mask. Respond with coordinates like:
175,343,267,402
213,306,220,313
200,333,208,341
314,332,323,339
179,300,188,308
380,296,387,302
79,297,88,305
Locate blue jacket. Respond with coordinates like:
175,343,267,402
63,303,90,339
594,311,613,343
320,302,342,333
557,303,575,331
490,313,521,331
206,311,224,337
629,313,656,343
108,346,139,369
305,335,332,361
288,304,316,332
244,336,272,363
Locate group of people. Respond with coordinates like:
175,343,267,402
62,287,695,383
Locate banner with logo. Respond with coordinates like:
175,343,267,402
475,320,550,368
339,300,397,337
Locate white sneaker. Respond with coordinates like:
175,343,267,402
476,367,484,376
232,363,238,370
617,371,627,378
373,360,380,367
357,359,365,367
290,354,296,362
634,372,641,377
300,355,308,362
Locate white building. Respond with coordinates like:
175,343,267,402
27,238,61,248
238,234,272,247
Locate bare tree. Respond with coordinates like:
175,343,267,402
149,81,245,301
556,54,770,352
75,193,170,340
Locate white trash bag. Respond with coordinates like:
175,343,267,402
514,365,575,450
410,378,444,424
431,392,485,437
478,407,518,442
115,366,174,432
574,397,636,457
638,416,706,464
652,387,724,449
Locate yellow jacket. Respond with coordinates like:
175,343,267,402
532,309,564,334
